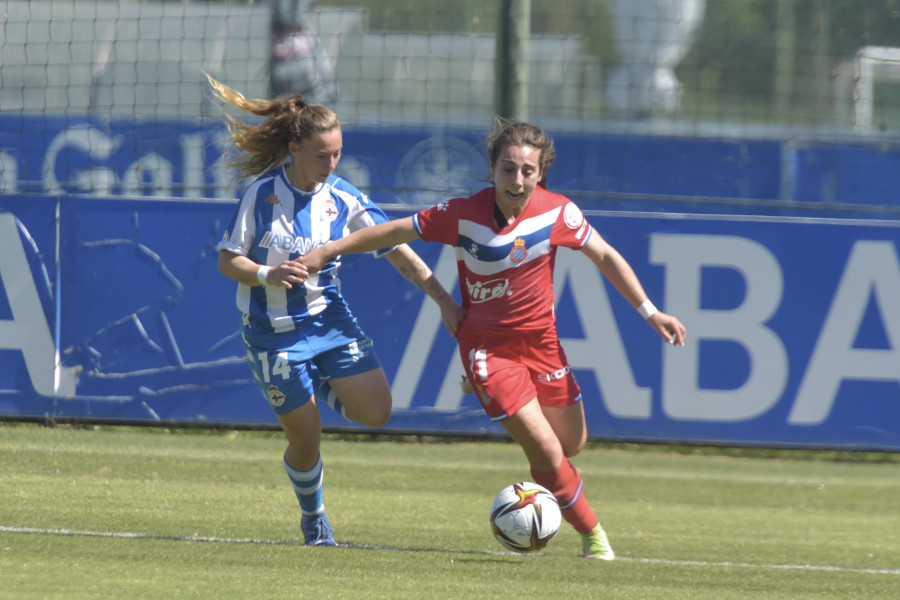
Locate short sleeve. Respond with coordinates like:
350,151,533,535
414,198,461,246
551,201,593,249
216,186,260,256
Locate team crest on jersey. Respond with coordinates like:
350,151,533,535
564,202,584,229
509,238,528,263
324,198,338,221
266,385,286,408
265,194,281,206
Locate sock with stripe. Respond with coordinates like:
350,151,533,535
283,454,325,516
531,458,599,534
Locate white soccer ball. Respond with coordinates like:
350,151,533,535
489,482,561,553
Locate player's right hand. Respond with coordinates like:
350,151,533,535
298,246,328,274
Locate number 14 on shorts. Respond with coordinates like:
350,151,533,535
249,350,291,382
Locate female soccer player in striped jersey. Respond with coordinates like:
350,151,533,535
300,119,687,559
208,75,464,546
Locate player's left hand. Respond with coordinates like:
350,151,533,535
299,246,328,274
648,312,686,346
272,259,309,289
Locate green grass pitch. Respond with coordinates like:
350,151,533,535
1,423,898,599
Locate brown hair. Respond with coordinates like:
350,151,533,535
205,73,340,179
485,117,556,188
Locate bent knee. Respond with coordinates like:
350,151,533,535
364,409,391,428
562,437,587,458
348,400,392,428
355,408,391,428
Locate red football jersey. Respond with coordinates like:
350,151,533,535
414,186,592,334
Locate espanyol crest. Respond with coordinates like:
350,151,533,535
509,238,528,263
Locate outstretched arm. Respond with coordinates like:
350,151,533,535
299,216,465,336
300,216,420,273
385,245,466,337
581,233,686,346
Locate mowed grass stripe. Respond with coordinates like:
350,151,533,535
1,424,898,600
3,524,900,577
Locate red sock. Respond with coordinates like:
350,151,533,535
531,458,598,534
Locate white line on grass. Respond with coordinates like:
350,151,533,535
2,525,898,576
623,556,900,576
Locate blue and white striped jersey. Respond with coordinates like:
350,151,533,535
218,166,393,333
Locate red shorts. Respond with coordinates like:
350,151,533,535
458,328,582,421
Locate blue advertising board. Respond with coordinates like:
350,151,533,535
2,114,899,449
1,194,899,450
5,113,900,210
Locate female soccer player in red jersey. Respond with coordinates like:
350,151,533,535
300,119,687,559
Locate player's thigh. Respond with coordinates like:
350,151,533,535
276,399,323,470
500,399,567,472
527,336,585,456
460,341,536,420
326,367,392,424
541,402,587,457
313,331,391,426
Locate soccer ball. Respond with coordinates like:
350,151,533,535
489,482,561,553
